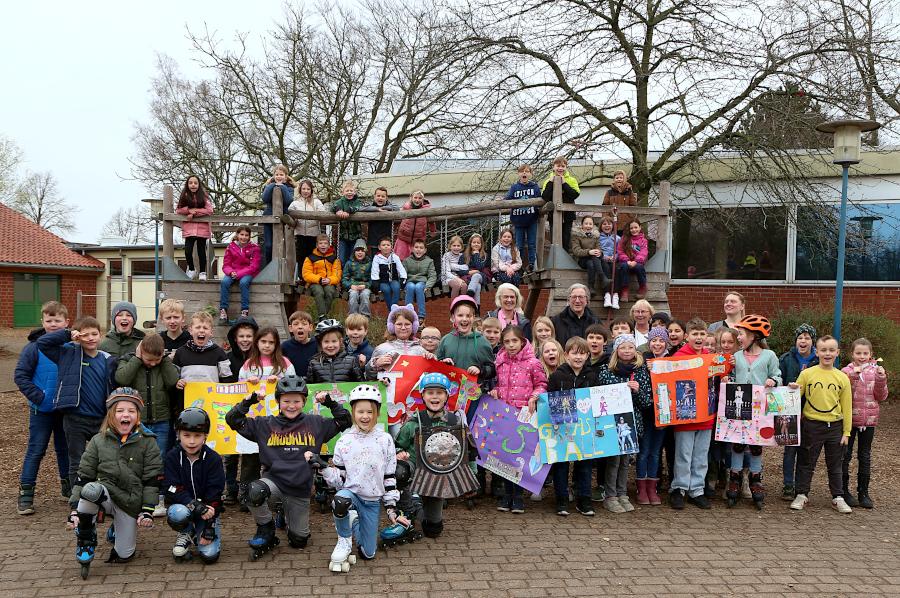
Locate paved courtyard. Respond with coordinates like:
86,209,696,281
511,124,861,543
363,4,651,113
1,386,898,597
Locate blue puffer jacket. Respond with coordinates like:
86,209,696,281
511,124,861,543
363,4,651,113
14,328,59,412
36,329,111,417
262,182,294,215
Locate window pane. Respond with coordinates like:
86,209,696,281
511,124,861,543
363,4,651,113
671,207,787,280
14,274,34,302
796,202,900,281
131,259,159,276
37,276,59,302
109,259,123,277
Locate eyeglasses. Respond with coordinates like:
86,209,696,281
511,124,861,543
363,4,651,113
569,295,587,302
420,336,441,341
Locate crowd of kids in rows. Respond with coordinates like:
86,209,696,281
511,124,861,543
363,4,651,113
183,158,648,325
14,282,888,571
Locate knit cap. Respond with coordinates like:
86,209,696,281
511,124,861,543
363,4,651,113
794,323,817,342
613,334,637,352
646,326,670,344
353,238,368,252
110,301,138,326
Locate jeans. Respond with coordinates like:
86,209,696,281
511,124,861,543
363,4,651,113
782,446,798,486
636,423,666,479
309,284,338,318
184,236,208,273
578,256,608,292
503,479,523,501
842,426,875,495
220,275,253,311
20,408,69,486
144,421,172,461
730,443,763,473
63,413,104,490
604,456,628,497
77,483,139,559
673,428,712,497
551,460,592,499
249,477,311,538
379,280,401,309
514,222,538,269
348,288,371,316
466,273,484,307
795,419,843,498
337,239,356,265
405,281,427,318
167,504,221,560
333,489,382,559
616,263,647,291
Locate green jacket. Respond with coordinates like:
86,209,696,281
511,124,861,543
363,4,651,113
99,328,146,358
71,426,163,517
114,353,180,423
402,254,437,287
342,256,372,289
395,410,477,473
436,331,495,371
330,196,363,240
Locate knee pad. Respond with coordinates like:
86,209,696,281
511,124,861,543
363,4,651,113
732,444,746,454
246,480,272,508
166,505,191,532
422,519,443,538
331,494,353,519
80,482,107,505
287,530,309,549
749,446,763,457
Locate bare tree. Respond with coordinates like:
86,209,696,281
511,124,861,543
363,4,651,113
11,171,78,235
0,135,22,204
101,205,154,245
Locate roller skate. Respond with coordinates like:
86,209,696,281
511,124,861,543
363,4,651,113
726,470,740,508
750,472,765,510
329,536,356,573
379,512,422,548
173,532,193,562
74,519,97,580
248,520,279,561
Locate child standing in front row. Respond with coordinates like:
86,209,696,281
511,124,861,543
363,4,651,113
790,336,854,513
778,324,818,500
841,338,888,509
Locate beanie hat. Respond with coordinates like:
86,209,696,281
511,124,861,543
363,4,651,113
650,312,672,326
110,301,138,326
106,387,144,411
613,334,637,352
353,238,368,252
795,323,817,342
646,326,670,344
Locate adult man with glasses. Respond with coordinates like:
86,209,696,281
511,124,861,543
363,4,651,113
551,283,599,344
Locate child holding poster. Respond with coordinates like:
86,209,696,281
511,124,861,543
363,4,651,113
778,324,818,500
725,316,781,510
489,325,547,513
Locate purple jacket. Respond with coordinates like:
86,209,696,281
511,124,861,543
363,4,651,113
222,241,261,280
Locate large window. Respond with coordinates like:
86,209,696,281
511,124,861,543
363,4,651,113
131,259,159,277
671,207,788,280
796,202,900,282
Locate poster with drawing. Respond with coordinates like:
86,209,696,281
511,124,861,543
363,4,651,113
470,395,551,494
648,354,732,427
385,355,479,425
185,380,387,455
715,383,801,446
535,383,639,464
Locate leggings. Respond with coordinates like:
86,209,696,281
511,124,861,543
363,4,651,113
184,236,208,273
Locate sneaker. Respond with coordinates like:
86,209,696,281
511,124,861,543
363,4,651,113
510,498,525,514
152,498,167,518
186,269,196,280
859,494,874,509
687,494,711,509
704,484,716,498
198,272,207,281
781,484,795,501
669,489,685,510
575,497,595,516
173,532,192,558
603,497,625,514
611,293,620,309
843,493,859,508
496,497,510,512
219,309,228,323
240,309,250,317
603,292,612,308
591,487,606,503
618,496,635,512
831,496,852,514
555,497,569,517
529,489,543,502
790,493,808,510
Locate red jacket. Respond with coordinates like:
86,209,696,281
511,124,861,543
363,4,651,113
494,340,547,409
222,241,262,280
176,196,214,239
396,199,437,244
842,361,888,427
672,344,715,432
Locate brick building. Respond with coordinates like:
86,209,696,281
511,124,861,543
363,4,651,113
0,204,104,327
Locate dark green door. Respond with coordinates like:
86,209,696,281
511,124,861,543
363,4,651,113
13,273,60,327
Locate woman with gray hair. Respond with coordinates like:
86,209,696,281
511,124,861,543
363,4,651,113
486,283,532,341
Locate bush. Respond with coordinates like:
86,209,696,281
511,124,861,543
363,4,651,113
770,307,899,395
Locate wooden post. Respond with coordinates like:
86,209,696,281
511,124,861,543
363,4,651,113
285,230,296,282
536,212,546,270
163,184,174,260
127,275,133,302
272,186,284,262
105,276,112,319
551,175,563,248
76,290,83,319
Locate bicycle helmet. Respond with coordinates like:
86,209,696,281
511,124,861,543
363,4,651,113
735,315,772,337
449,294,478,315
175,408,211,434
106,387,144,411
348,384,383,407
275,375,309,399
419,372,451,393
315,318,345,341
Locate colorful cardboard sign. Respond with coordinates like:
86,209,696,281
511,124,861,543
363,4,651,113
469,395,551,494
383,355,480,425
714,383,801,446
184,380,387,455
535,383,639,464
648,354,731,427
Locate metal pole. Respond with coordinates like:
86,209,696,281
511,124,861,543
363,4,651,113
154,218,160,322
833,164,850,342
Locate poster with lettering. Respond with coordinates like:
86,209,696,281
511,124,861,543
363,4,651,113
648,354,732,427
535,383,638,464
715,383,801,446
184,380,387,455
469,395,550,494
385,355,479,425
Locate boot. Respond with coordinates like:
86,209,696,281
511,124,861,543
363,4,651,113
843,471,859,507
740,468,752,499
60,478,72,500
636,479,650,505
17,484,35,516
858,471,873,508
636,284,647,299
619,288,629,303
646,479,661,505
421,519,443,539
726,470,741,507
749,472,765,510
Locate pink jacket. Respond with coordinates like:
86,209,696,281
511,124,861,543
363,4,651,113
176,197,214,239
842,361,888,427
617,232,648,264
222,240,262,280
494,340,547,408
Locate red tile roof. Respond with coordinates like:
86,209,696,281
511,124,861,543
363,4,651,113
0,203,104,271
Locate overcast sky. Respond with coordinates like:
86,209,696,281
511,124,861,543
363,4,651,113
0,1,283,244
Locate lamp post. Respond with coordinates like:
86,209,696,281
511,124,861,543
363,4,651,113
814,119,880,342
141,197,164,322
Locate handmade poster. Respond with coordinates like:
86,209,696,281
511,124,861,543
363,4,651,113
384,355,480,425
185,380,387,455
470,395,551,494
648,353,731,427
714,383,801,446
535,383,639,464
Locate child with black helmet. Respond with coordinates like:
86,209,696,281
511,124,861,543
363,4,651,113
66,388,163,579
393,373,479,539
225,374,351,560
307,319,366,384
164,408,225,563
306,383,401,571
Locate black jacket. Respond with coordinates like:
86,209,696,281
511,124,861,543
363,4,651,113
547,362,599,392
163,444,226,515
551,306,599,345
224,316,259,383
306,349,365,384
